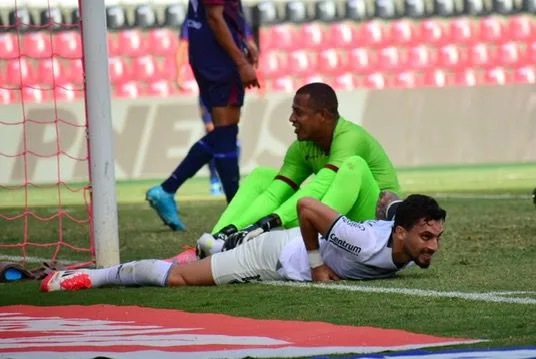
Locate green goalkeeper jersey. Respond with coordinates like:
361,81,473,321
273,117,400,225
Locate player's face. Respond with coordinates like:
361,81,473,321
401,218,444,268
289,93,323,141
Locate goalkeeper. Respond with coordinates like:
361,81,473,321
197,82,401,257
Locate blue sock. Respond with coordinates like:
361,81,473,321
208,160,219,184
161,133,216,194
211,124,239,203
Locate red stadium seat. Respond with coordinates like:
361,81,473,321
423,69,451,87
270,24,295,51
177,79,199,95
527,42,536,66
117,29,147,57
301,74,326,85
53,31,82,59
359,21,386,48
5,58,36,87
65,59,84,85
21,87,47,103
506,16,534,42
114,81,143,98
147,28,178,57
298,23,324,50
131,55,161,82
363,72,386,89
259,27,272,51
376,47,401,71
22,32,52,59
467,43,492,68
393,71,421,88
388,20,416,46
54,83,80,101
258,51,284,79
147,80,175,97
316,49,345,76
448,18,475,45
37,58,67,86
270,76,296,92
0,33,20,60
484,67,510,85
419,19,446,46
496,42,521,67
107,32,119,57
108,57,132,85
453,68,479,86
436,44,463,69
348,48,374,74
332,73,356,90
513,66,536,84
406,46,432,70
0,88,17,104
479,17,505,43
286,50,314,76
328,22,355,49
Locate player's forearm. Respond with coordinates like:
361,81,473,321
205,6,248,66
175,41,188,71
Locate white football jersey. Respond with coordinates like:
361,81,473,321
276,216,411,281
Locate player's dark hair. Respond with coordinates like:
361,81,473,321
394,194,446,230
296,82,339,119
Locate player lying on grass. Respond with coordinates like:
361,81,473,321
40,194,446,292
196,82,401,257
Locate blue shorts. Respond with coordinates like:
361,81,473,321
192,67,245,113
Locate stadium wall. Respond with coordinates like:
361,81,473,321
1,85,535,184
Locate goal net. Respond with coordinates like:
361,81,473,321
0,0,95,269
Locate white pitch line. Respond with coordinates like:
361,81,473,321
428,193,531,200
0,255,78,265
263,282,536,305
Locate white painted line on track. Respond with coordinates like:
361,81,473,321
263,281,536,305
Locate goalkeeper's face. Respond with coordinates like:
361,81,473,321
290,93,325,141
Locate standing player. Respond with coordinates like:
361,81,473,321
146,0,259,231
196,82,401,256
175,19,258,196
40,194,446,292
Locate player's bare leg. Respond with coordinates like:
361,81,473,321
166,258,216,286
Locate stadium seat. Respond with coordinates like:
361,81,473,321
332,72,356,90
496,42,521,67
259,27,272,51
314,0,339,22
285,1,309,23
21,87,47,103
484,67,510,85
107,33,120,57
162,55,179,80
316,48,345,75
114,81,143,98
479,17,505,43
0,33,20,60
177,79,199,95
419,19,446,46
448,18,476,45
376,47,402,71
522,0,536,12
348,47,374,73
134,4,158,29
108,57,132,85
513,66,536,84
131,55,161,83
147,28,178,57
117,29,148,57
298,23,325,50
363,72,386,89
106,6,128,30
388,20,416,46
436,44,463,69
22,32,52,59
406,46,432,70
527,42,536,66
434,0,456,17
65,58,84,85
258,51,284,79
270,76,296,92
359,21,386,48
54,83,79,101
36,58,67,86
301,74,326,85
507,16,534,42
327,22,355,49
393,71,421,88
467,43,492,68
53,31,82,59
493,0,515,15
269,24,295,51
375,0,398,19
8,8,35,33
163,4,187,28
462,0,487,16
39,7,64,32
147,80,176,97
5,58,36,87
453,68,479,86
404,0,426,18
423,69,451,87
256,1,281,25
345,0,368,20
0,88,17,104
70,8,80,27
286,50,314,76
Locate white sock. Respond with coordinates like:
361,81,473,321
210,239,225,254
88,260,173,287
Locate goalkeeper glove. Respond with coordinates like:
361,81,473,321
222,214,282,251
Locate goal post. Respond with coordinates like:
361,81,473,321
79,0,120,268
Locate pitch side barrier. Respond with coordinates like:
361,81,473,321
1,85,535,184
